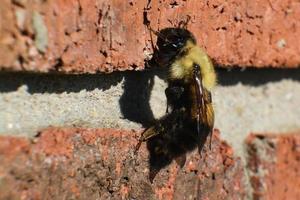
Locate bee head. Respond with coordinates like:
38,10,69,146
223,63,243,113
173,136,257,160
149,27,196,67
157,28,196,51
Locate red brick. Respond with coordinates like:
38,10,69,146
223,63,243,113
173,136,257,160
0,128,245,199
246,133,300,200
0,0,299,73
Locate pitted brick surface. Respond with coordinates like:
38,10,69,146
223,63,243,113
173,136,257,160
1,0,299,73
246,133,300,200
0,128,245,200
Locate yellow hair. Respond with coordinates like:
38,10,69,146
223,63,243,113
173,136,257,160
170,40,216,91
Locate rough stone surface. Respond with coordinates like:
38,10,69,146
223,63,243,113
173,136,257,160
246,133,300,200
1,68,299,199
0,128,245,200
1,69,300,161
1,0,300,73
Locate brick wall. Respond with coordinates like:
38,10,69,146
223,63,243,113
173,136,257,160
246,133,300,200
1,0,300,72
0,0,300,199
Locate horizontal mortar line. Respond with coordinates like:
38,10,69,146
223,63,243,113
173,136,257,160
0,69,300,160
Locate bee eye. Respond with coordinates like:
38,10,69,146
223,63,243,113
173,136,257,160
172,41,184,49
165,39,184,49
163,42,178,49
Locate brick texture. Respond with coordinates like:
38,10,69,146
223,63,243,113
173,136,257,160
246,133,300,200
0,0,299,73
0,128,245,200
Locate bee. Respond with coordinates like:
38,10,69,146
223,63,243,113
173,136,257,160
135,26,217,157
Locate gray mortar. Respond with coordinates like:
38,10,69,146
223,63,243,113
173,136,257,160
0,68,300,198
0,69,300,155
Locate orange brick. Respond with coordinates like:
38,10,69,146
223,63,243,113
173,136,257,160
0,0,299,73
246,133,300,200
0,128,245,199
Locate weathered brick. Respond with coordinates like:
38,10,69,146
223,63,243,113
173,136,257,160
0,128,245,200
246,133,300,200
0,0,299,73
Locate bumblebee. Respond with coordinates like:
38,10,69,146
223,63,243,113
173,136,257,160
136,27,216,156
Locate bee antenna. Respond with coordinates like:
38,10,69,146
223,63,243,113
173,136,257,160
167,19,175,27
147,26,160,36
178,15,191,29
147,25,171,43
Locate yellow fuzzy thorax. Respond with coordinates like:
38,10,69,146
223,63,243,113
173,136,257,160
170,40,216,90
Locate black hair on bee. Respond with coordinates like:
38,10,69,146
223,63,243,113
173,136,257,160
136,24,216,159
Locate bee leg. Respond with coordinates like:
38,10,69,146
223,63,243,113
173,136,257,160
149,168,159,183
165,85,185,113
198,145,203,158
134,126,160,153
166,100,170,114
209,130,213,150
175,154,187,168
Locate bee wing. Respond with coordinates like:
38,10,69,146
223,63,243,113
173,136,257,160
193,64,214,150
193,64,206,135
